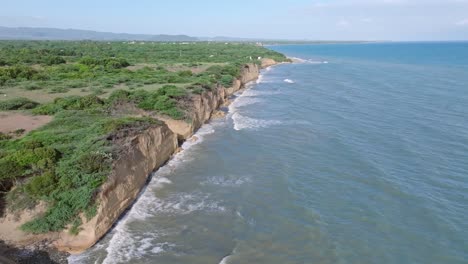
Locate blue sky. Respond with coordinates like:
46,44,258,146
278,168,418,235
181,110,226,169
1,0,468,40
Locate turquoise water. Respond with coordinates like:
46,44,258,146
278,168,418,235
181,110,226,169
70,42,468,264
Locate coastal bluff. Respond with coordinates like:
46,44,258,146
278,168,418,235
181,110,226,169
0,60,274,253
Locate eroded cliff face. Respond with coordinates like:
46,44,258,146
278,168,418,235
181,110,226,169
0,61,271,253
162,63,260,140
0,124,178,253
54,124,178,253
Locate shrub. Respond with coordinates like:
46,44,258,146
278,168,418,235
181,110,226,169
91,87,105,95
43,56,66,66
13,129,26,136
107,89,130,104
0,97,40,110
49,87,69,94
0,132,12,141
23,83,43,91
78,56,100,66
33,95,104,115
220,75,234,87
24,171,57,198
128,89,150,103
0,159,23,180
178,70,193,77
157,85,187,98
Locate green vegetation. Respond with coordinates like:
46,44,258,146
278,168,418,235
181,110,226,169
0,97,39,110
1,110,160,233
0,40,289,234
0,41,287,100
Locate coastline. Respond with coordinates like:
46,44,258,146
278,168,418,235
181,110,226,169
0,58,285,262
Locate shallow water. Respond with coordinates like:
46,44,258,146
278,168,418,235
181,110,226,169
70,42,468,264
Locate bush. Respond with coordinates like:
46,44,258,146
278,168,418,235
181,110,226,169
49,87,69,94
0,159,22,180
0,132,12,141
33,95,104,115
0,97,40,110
44,56,66,66
220,75,234,87
23,83,43,91
156,85,187,98
91,87,105,95
178,70,193,77
24,171,57,198
107,89,130,104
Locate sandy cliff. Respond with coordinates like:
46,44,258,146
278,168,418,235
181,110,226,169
0,60,273,253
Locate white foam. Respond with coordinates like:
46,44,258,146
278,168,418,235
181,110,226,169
149,192,226,215
201,175,251,187
98,190,225,263
256,74,264,84
219,255,233,264
151,242,175,254
307,60,323,64
232,112,282,131
284,79,295,84
101,230,174,264
229,97,263,113
288,56,308,63
241,89,281,97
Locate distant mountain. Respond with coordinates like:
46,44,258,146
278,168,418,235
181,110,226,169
0,26,198,41
199,36,261,42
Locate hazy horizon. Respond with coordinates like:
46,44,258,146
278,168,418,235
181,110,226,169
1,0,468,41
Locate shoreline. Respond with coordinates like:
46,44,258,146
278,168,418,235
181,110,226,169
70,61,284,261
0,59,286,262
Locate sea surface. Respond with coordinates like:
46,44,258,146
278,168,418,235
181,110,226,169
70,42,468,264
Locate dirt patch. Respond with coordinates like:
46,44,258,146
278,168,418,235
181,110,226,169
0,112,52,134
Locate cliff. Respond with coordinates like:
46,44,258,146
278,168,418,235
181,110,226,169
0,60,271,254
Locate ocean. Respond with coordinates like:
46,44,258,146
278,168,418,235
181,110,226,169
70,42,468,264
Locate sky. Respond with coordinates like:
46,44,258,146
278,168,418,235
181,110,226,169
1,0,468,41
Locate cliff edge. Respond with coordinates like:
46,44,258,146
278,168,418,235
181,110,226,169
0,60,274,254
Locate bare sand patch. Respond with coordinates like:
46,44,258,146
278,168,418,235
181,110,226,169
0,112,52,134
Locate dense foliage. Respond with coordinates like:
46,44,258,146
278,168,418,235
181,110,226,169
0,41,287,95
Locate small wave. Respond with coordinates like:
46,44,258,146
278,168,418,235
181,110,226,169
98,191,225,263
232,112,282,131
219,255,233,264
242,89,282,97
288,56,308,63
151,192,226,215
102,227,162,263
256,74,264,84
201,175,252,187
284,79,295,84
101,230,174,264
229,97,264,113
307,60,329,64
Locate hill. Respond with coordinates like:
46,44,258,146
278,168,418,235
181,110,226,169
0,26,198,41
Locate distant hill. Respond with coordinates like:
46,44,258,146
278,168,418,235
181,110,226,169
0,26,198,41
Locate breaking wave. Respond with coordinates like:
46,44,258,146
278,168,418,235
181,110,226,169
232,112,282,131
